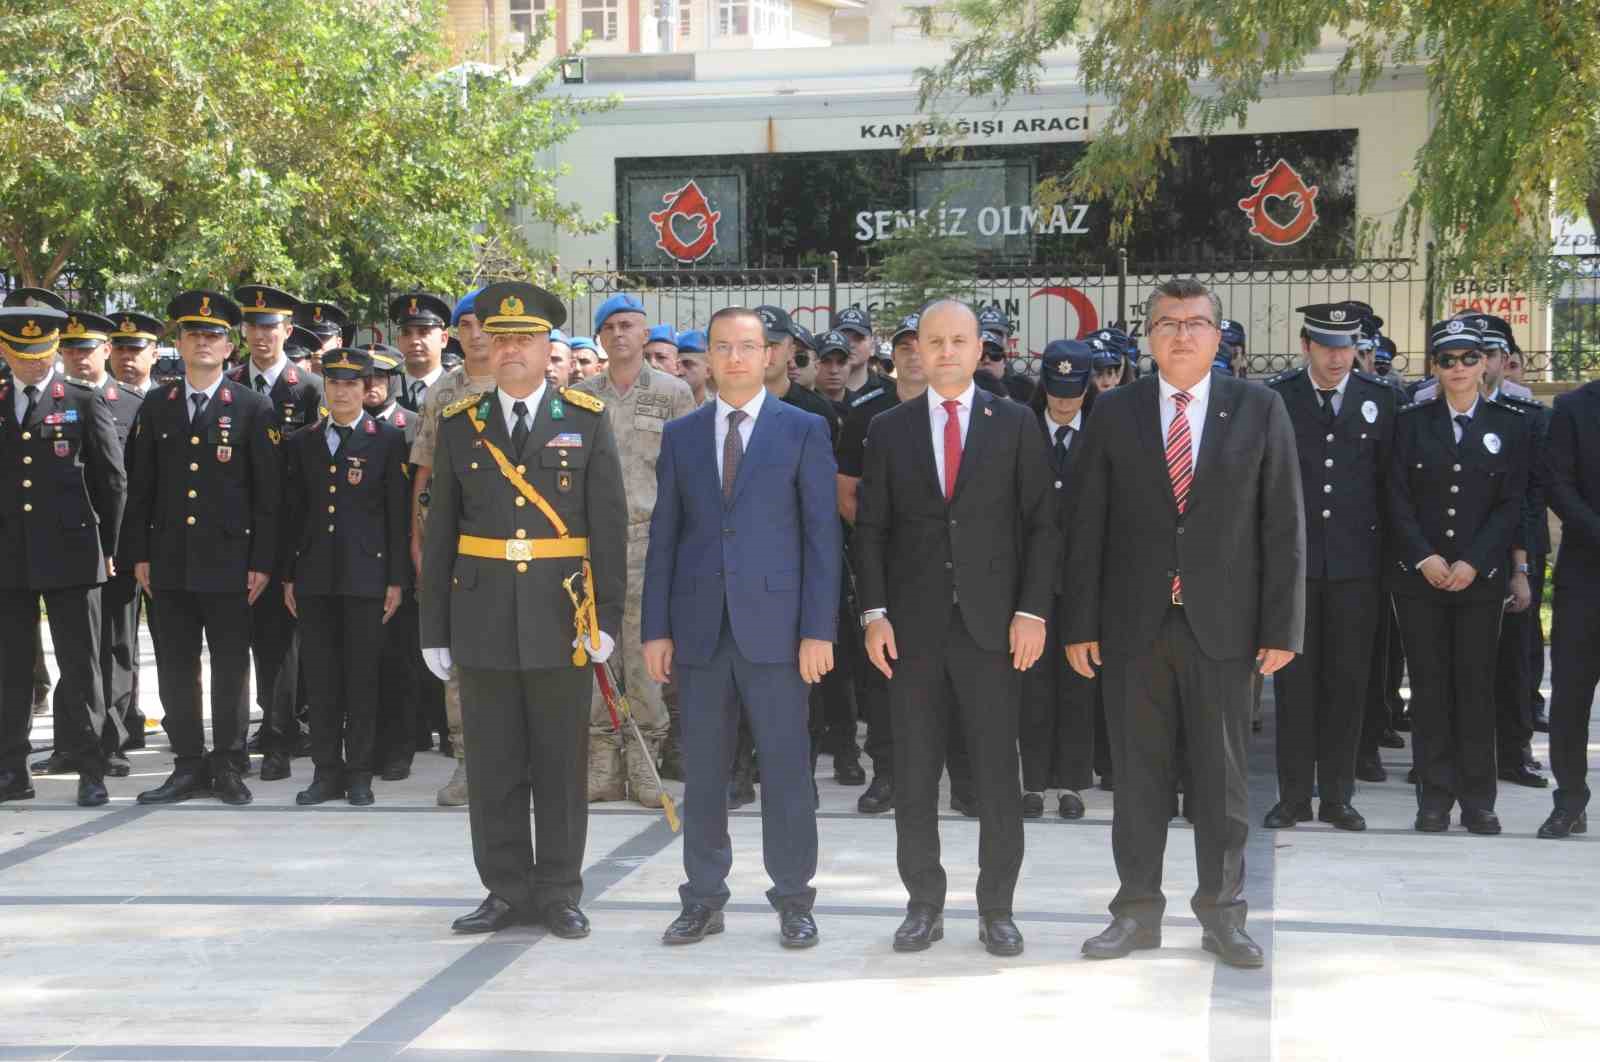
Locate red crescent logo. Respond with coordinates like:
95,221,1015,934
1237,159,1320,246
648,179,722,264
1028,287,1101,355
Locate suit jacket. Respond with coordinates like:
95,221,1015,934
1265,367,1395,581
95,377,144,450
855,385,1058,656
281,413,412,597
0,375,126,590
1540,382,1600,592
118,380,281,592
1039,407,1090,596
230,360,324,439
1384,396,1529,603
642,395,841,666
419,387,627,671
1065,373,1306,661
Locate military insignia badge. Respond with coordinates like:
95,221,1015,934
1484,432,1501,454
267,427,281,445
217,445,233,463
52,381,65,399
550,396,565,420
500,295,524,316
54,441,70,457
348,466,363,486
557,470,573,493
1362,400,1378,424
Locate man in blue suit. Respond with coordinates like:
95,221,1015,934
643,306,842,950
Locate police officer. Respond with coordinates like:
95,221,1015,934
420,280,627,936
832,306,878,395
1088,327,1132,393
979,306,1035,402
1387,318,1531,835
1,305,125,806
1219,319,1248,377
232,284,323,781
391,292,453,411
1261,304,1396,832
121,290,281,806
281,348,410,806
975,329,1011,397
577,293,696,806
758,306,838,437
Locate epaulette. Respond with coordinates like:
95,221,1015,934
849,386,886,409
1398,396,1436,413
1490,397,1526,414
1351,369,1382,386
64,376,96,390
442,393,483,419
1264,366,1303,387
1497,393,1539,411
561,387,604,414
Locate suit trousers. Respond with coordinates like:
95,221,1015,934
1102,607,1254,931
248,577,300,756
1394,596,1502,814
376,590,422,766
680,611,818,911
1019,596,1096,792
1527,556,1548,709
1493,602,1533,764
1,587,106,777
149,590,252,770
458,665,589,912
1273,577,1380,806
890,611,1023,915
298,595,386,777
96,570,140,752
1359,595,1400,759
1548,584,1600,814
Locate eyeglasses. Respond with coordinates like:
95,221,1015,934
790,353,811,368
1148,318,1219,339
1434,352,1482,369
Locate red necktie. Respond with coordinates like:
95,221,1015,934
942,399,962,501
1166,391,1193,601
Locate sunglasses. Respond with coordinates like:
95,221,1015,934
1434,351,1482,369
983,350,1006,362
790,353,810,368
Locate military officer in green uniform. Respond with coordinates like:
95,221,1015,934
420,280,627,937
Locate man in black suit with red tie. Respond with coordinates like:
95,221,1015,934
1066,277,1305,970
856,299,1059,957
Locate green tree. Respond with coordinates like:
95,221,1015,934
0,0,614,319
913,1,1600,289
867,203,979,323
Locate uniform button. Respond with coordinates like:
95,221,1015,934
1324,458,1334,468
1054,480,1063,489
944,561,953,569
327,505,336,514
515,497,527,507
1322,509,1331,518
470,462,479,470
328,485,337,494
516,562,528,574
189,462,199,471
1325,433,1334,442
327,524,335,532
21,479,30,488
1177,526,1185,535
22,503,32,513
1450,485,1460,494
328,465,336,474
185,515,196,526
517,464,527,474
1445,529,1455,538
515,529,527,540
22,456,31,464
949,519,957,527
187,489,197,499
20,431,33,441
1323,484,1332,493
1447,508,1457,516
1453,463,1462,472
560,460,569,468
190,435,199,445
558,451,568,457
1416,463,1423,469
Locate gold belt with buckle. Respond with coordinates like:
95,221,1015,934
457,534,589,562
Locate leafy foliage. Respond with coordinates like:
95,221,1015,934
867,200,979,322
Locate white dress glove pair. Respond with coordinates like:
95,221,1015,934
422,631,614,681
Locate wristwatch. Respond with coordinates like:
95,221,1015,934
1514,563,1531,574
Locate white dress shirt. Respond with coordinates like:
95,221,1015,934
714,387,766,484
325,411,365,456
404,366,445,406
499,382,547,439
11,367,54,422
1447,395,1481,443
927,381,976,491
1158,370,1212,471
184,375,225,422
248,355,288,394
1043,408,1082,453
1307,368,1350,416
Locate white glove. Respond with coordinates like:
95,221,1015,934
574,631,616,664
422,647,454,682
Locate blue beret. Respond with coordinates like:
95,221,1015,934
452,287,484,327
677,329,707,354
593,293,645,333
647,324,678,347
568,336,599,353
548,328,568,345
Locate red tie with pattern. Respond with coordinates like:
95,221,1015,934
942,399,962,501
1166,390,1193,602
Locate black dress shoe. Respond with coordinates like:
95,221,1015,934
137,768,208,805
212,768,253,806
950,790,978,817
1262,800,1312,829
1461,809,1502,835
30,752,73,776
259,751,291,782
1021,792,1044,818
779,907,819,949
1097,772,1115,792
77,776,109,807
0,772,35,802
1537,809,1588,839
105,755,131,778
1392,713,1412,732
543,901,591,939
296,776,346,805
662,903,724,944
857,773,893,814
1531,709,1550,733
893,904,944,952
246,728,266,752
1406,767,1419,785
380,761,411,781
1414,808,1450,832
347,777,375,806
1355,756,1387,783
1497,765,1547,789
1318,803,1367,831
978,915,1023,956
1058,790,1086,819
1379,727,1406,749
833,755,866,786
1082,917,1160,959
452,894,521,934
1202,926,1264,969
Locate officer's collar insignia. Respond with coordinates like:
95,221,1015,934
550,395,565,420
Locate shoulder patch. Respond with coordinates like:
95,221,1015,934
442,393,482,419
850,387,886,408
562,387,604,414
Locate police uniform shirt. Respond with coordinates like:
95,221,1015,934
779,381,839,443
1043,409,1082,469
836,384,899,479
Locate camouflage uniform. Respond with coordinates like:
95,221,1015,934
574,362,695,804
411,365,496,805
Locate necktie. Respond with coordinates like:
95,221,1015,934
21,384,38,424
1453,413,1471,445
1166,391,1193,602
253,374,268,394
191,392,208,423
511,400,529,455
942,399,962,501
1053,423,1072,474
1317,387,1337,420
333,424,353,454
410,381,423,407
722,409,746,502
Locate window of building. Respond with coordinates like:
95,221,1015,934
581,0,620,40
679,1,692,39
717,0,788,36
509,0,547,36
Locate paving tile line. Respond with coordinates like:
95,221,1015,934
0,805,155,873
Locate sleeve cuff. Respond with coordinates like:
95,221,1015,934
1014,611,1047,624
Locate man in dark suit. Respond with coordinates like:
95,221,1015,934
1540,377,1600,838
120,290,281,807
857,300,1059,957
643,306,841,950
1066,277,1305,970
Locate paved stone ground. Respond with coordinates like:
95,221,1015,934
3,629,1597,1062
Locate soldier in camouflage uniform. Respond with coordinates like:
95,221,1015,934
410,287,497,806
575,294,696,806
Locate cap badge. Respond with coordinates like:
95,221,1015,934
312,306,323,322
1447,320,1463,334
408,297,419,316
65,318,85,336
20,320,41,338
119,319,134,333
199,296,212,317
500,295,524,317
254,291,267,308
1329,309,1345,322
